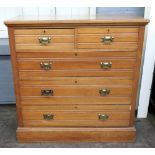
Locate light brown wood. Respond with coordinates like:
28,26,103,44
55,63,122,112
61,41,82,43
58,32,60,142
15,36,74,44
17,58,136,70
78,33,138,42
16,127,136,142
19,70,134,80
5,16,148,142
20,85,132,97
22,105,131,111
15,29,74,35
22,110,130,121
21,97,132,105
8,27,23,127
130,26,145,126
16,51,137,58
77,27,139,34
19,77,133,86
77,42,138,50
23,120,130,127
16,43,74,50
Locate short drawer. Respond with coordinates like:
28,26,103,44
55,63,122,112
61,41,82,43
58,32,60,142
17,58,136,70
77,27,138,49
20,85,132,97
15,28,74,51
22,106,130,127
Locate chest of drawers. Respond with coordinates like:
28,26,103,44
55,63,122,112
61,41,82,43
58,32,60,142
5,16,149,142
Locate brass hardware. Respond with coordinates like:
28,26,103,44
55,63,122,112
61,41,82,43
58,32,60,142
43,114,54,120
40,62,52,70
38,36,51,45
41,89,53,96
101,36,114,44
100,61,112,69
99,89,110,96
98,114,109,121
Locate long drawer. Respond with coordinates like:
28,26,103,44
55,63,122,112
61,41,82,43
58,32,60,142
22,105,130,127
17,58,136,70
19,70,134,79
20,85,132,97
16,51,137,58
21,97,132,105
19,77,133,86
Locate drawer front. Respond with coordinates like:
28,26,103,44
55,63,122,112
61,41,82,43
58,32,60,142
22,105,131,111
77,27,138,49
15,29,74,50
22,108,130,127
20,85,132,97
77,27,139,34
21,97,132,105
19,70,134,79
16,51,137,58
17,58,136,70
19,77,133,86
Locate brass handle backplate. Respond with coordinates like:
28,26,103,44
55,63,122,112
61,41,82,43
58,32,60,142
101,36,114,44
43,114,54,120
38,36,51,45
98,114,109,121
99,89,110,96
41,89,53,96
40,62,52,70
100,61,112,69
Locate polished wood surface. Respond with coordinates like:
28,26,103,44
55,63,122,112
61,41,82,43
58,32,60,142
17,127,136,142
5,16,148,142
21,97,131,105
4,15,149,26
17,58,136,70
19,85,132,97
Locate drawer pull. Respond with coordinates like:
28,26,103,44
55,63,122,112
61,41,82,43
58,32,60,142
43,114,54,120
98,114,109,121
99,89,110,96
38,36,51,45
101,36,114,44
100,61,112,69
41,89,53,96
40,62,52,70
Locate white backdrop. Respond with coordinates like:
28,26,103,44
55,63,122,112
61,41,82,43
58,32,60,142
0,7,96,38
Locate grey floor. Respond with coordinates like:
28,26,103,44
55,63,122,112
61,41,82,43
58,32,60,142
0,105,155,148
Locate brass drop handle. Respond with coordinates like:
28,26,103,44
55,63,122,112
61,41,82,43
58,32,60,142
41,89,53,96
98,114,109,121
40,62,52,70
38,36,51,45
99,89,110,96
43,114,54,121
100,61,112,69
101,36,114,44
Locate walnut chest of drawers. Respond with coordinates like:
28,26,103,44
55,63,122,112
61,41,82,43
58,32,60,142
5,16,149,142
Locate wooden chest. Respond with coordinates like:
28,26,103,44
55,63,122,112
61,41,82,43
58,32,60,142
5,16,149,142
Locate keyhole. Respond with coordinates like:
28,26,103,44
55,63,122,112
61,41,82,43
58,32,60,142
43,30,46,34
74,106,78,109
75,53,78,56
107,28,110,33
75,80,77,84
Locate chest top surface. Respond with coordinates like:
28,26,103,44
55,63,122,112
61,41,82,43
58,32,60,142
4,15,149,27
